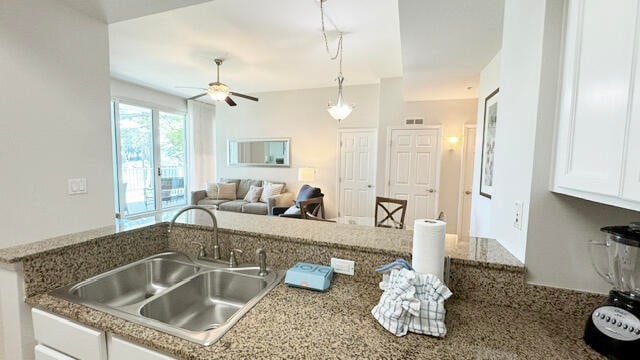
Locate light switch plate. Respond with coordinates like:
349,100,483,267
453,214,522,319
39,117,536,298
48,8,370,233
330,258,355,276
68,178,87,195
513,201,524,230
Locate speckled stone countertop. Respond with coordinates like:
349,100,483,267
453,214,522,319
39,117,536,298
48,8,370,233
28,275,602,360
0,209,522,267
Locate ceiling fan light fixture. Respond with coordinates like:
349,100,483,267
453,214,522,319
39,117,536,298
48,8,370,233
208,82,230,102
328,74,354,121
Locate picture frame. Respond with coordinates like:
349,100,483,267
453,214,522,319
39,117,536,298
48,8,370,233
480,88,499,199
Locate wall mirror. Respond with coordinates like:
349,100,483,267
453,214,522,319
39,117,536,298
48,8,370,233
228,138,290,167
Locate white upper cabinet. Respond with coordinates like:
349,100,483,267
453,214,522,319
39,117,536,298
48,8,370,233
553,0,640,211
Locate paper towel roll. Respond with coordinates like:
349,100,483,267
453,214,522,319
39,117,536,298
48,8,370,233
412,219,446,280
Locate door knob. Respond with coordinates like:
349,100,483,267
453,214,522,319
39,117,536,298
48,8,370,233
367,185,374,188
465,191,471,195
427,188,435,193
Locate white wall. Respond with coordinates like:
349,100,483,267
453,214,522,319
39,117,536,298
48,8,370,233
215,84,380,218
110,78,187,113
470,52,501,238
489,0,548,262
376,77,405,195
0,0,113,248
401,99,478,233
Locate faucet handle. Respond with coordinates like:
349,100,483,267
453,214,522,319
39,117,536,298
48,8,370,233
229,248,243,267
190,241,206,258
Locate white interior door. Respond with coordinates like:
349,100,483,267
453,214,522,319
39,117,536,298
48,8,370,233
338,130,377,217
387,128,441,224
459,126,476,238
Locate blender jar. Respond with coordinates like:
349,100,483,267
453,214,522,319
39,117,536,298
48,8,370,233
589,223,640,298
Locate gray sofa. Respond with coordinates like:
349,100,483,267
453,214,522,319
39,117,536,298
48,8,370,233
191,178,294,215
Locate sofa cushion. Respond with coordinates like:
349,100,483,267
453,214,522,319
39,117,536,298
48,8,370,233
197,199,229,207
219,178,241,191
241,202,268,215
219,200,247,212
237,179,262,199
217,183,237,200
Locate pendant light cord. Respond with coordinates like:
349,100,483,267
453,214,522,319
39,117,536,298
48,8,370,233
320,0,344,75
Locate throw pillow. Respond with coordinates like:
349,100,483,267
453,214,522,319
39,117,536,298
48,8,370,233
283,205,301,215
205,182,220,199
244,185,263,203
260,181,285,203
217,183,237,200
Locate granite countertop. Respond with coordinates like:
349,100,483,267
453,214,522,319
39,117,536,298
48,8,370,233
0,209,522,268
28,275,602,360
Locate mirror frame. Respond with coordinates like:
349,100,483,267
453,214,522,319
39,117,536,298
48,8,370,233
227,138,291,167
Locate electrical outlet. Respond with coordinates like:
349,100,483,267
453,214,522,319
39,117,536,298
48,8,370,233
330,258,355,275
513,201,524,230
68,178,87,195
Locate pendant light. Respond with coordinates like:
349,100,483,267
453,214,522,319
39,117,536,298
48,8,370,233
320,0,355,122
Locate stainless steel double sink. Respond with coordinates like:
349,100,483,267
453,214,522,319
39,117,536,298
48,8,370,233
52,252,283,345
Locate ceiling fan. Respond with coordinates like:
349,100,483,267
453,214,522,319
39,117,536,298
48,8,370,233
178,58,258,106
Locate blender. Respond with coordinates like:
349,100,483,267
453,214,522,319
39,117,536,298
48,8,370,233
585,222,640,359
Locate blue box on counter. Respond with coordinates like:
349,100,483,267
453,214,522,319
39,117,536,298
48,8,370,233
284,262,333,291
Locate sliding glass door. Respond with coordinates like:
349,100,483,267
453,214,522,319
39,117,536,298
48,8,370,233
112,100,187,217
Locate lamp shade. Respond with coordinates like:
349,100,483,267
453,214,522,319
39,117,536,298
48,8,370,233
298,168,316,182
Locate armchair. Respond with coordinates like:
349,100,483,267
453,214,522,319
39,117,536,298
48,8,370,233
271,184,324,218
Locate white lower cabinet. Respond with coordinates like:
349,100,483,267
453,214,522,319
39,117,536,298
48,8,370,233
107,335,175,360
34,345,76,360
32,309,175,360
32,309,107,360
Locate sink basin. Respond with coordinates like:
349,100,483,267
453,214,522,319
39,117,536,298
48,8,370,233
140,270,267,331
51,251,283,345
70,258,199,307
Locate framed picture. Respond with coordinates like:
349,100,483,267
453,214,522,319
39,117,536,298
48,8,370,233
480,88,499,199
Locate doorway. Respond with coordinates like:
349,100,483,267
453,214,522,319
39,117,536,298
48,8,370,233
457,125,477,238
385,127,442,224
112,100,188,218
337,129,377,217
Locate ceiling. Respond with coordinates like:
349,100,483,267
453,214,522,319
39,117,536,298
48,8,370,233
107,0,403,98
61,0,504,101
59,0,214,24
399,0,504,101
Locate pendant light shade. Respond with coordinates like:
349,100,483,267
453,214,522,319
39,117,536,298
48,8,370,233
327,75,354,121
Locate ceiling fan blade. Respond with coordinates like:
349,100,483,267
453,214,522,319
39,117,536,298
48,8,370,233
230,92,259,102
187,93,208,101
175,86,207,90
225,96,237,106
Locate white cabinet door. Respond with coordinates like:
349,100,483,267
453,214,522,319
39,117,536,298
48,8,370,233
555,0,638,196
338,130,377,217
107,335,175,360
35,345,76,360
32,309,107,360
623,34,640,201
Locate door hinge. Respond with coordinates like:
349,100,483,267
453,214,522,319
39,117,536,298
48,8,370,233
339,177,342,182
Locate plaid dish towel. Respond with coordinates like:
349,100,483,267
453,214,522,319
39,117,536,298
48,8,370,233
407,273,452,337
371,268,421,336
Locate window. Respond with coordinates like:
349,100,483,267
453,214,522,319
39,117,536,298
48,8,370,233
111,100,187,217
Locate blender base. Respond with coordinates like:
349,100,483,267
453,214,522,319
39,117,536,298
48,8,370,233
584,291,640,360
